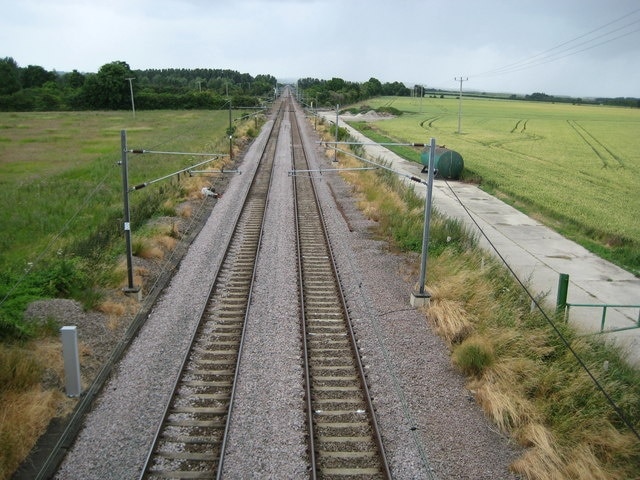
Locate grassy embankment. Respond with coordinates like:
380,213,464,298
346,96,640,277
0,109,262,479
316,109,640,480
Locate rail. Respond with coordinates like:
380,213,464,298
290,97,391,478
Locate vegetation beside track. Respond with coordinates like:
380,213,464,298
0,109,264,479
314,114,640,480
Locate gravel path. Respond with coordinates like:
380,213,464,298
54,100,522,479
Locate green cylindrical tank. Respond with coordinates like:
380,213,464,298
420,147,464,179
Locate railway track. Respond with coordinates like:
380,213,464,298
139,99,285,479
290,103,391,478
139,92,389,478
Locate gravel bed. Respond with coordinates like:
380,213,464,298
53,100,522,479
220,111,308,478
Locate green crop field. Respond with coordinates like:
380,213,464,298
0,110,243,303
347,96,640,275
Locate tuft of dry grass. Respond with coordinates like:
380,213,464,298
509,425,565,480
157,235,178,251
510,428,620,480
0,340,74,480
427,294,474,345
178,203,193,218
471,376,536,432
560,444,621,480
137,243,164,260
97,300,126,317
0,388,66,480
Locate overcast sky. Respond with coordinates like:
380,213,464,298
2,0,639,98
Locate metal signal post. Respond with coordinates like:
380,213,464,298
411,138,436,307
120,130,139,294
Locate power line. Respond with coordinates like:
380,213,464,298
454,77,468,134
471,8,640,79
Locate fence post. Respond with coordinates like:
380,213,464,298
556,273,569,316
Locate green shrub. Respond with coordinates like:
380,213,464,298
0,256,92,340
376,106,402,116
453,337,495,376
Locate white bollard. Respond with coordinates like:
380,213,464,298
60,326,82,397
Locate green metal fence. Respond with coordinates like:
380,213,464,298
556,273,640,334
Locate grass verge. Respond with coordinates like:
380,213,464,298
0,109,266,479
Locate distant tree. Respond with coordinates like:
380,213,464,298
80,61,133,109
382,81,410,96
526,92,554,102
21,65,56,88
363,77,382,96
60,70,85,89
253,74,277,96
326,77,346,92
0,57,21,95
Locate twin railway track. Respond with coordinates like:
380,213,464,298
140,92,389,478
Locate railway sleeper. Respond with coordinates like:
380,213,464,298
169,406,228,415
165,419,226,428
145,473,217,479
320,466,385,478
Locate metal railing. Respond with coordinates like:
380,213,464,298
564,302,640,334
556,273,640,334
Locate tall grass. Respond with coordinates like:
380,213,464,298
316,116,640,479
0,110,248,338
0,340,68,480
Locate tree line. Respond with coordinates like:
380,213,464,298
0,57,279,111
0,57,415,112
7,56,630,111
296,77,410,106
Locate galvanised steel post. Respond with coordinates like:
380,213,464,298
417,138,436,295
556,273,569,315
120,130,138,293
